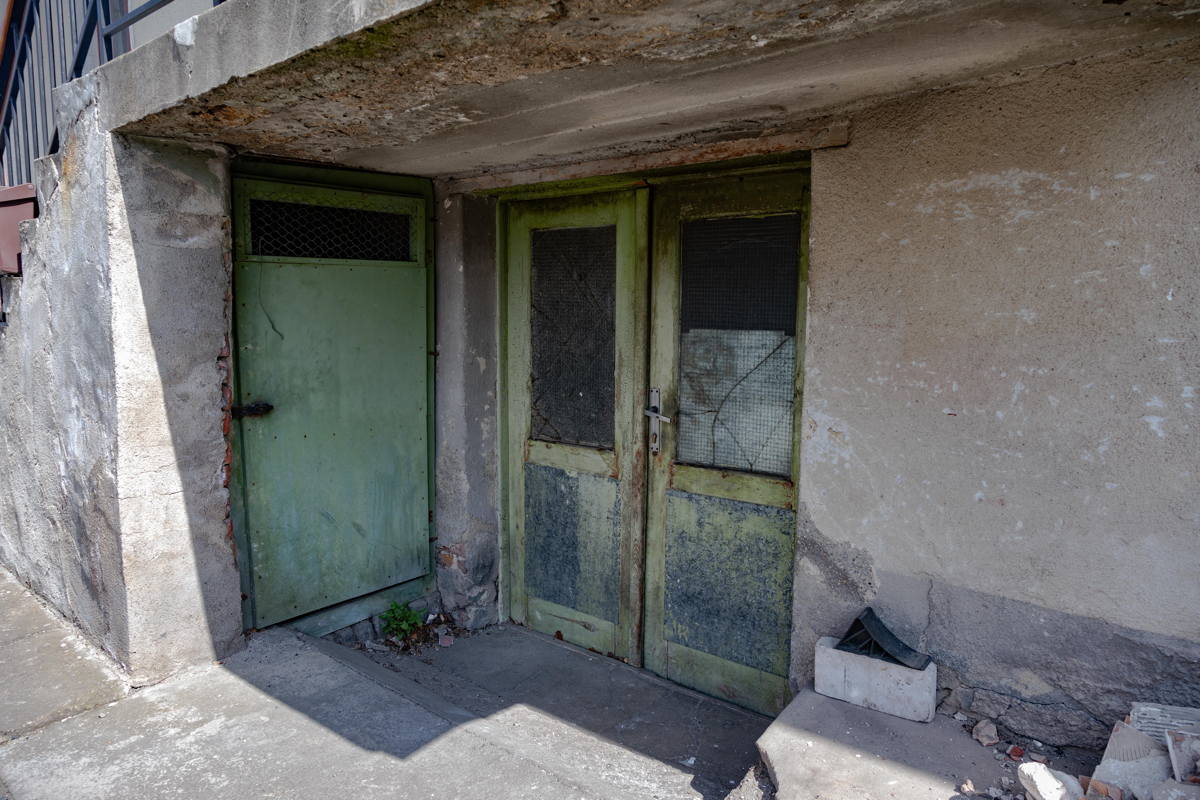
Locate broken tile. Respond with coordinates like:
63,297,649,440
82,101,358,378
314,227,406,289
1092,721,1173,800
1166,730,1200,784
1130,705,1200,742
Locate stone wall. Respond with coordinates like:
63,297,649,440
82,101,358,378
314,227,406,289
798,42,1200,750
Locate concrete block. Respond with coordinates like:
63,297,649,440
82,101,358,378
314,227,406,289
759,690,1018,800
814,636,936,723
1152,781,1200,800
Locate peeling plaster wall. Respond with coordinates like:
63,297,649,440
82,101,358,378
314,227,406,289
433,191,501,628
0,75,243,682
0,94,126,658
799,43,1200,749
108,134,243,683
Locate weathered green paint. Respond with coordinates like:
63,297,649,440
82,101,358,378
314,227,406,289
502,190,649,662
671,463,794,510
644,172,807,715
663,490,794,676
527,598,617,654
664,642,791,715
233,177,430,629
499,168,807,713
286,574,428,637
526,439,615,476
524,463,621,623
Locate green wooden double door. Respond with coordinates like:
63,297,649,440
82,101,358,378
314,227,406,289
505,172,807,714
232,177,431,629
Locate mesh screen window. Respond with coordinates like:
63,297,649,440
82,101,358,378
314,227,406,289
529,225,617,449
677,214,800,477
249,199,411,261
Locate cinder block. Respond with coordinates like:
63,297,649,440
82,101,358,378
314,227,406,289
814,636,937,722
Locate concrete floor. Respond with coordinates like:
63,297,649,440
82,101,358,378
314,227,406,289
0,569,770,799
0,569,1099,800
0,570,126,743
354,625,774,797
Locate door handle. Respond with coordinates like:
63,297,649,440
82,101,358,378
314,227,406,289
232,401,274,419
644,388,671,454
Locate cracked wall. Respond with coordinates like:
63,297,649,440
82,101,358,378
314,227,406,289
0,73,245,682
796,41,1200,749
433,191,501,628
0,90,126,661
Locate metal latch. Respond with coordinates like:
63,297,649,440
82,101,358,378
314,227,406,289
644,388,671,455
231,401,274,419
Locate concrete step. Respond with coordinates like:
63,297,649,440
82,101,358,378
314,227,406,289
759,689,1023,800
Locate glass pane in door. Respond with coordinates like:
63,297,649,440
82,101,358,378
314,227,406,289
676,214,800,477
530,226,617,449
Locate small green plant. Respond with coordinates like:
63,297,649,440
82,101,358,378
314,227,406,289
380,601,423,640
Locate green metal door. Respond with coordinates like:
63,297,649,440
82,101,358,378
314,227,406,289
643,173,806,714
503,172,805,714
503,190,649,661
233,178,430,628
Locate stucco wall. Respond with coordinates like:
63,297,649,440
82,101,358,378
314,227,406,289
0,75,244,682
798,43,1200,749
433,191,501,629
0,95,126,657
108,134,243,683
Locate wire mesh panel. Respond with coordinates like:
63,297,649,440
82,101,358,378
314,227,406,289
249,199,411,261
677,214,800,477
529,225,617,449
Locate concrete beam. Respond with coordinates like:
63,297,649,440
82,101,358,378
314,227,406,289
54,0,1200,181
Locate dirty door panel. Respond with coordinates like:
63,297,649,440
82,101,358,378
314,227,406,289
644,174,806,715
505,191,648,661
234,179,429,628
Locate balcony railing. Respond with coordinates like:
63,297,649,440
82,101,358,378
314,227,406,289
0,0,221,185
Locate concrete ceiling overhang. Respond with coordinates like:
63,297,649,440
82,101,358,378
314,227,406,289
97,0,1200,181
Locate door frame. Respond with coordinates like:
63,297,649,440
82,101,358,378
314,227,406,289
642,173,810,714
496,157,810,678
228,160,436,634
500,189,650,662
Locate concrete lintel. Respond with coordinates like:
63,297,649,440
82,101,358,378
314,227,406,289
445,120,848,194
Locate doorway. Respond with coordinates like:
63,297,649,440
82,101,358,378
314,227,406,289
232,174,432,629
503,169,808,714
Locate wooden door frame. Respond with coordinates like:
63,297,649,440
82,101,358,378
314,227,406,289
496,157,811,675
228,160,436,635
499,189,650,663
643,172,810,714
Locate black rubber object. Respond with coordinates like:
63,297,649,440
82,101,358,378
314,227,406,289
834,607,932,671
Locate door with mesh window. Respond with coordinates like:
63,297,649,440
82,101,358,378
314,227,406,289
232,178,429,628
504,190,649,661
643,173,806,714
504,174,804,714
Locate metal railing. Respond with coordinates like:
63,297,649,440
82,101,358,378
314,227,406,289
0,0,222,185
